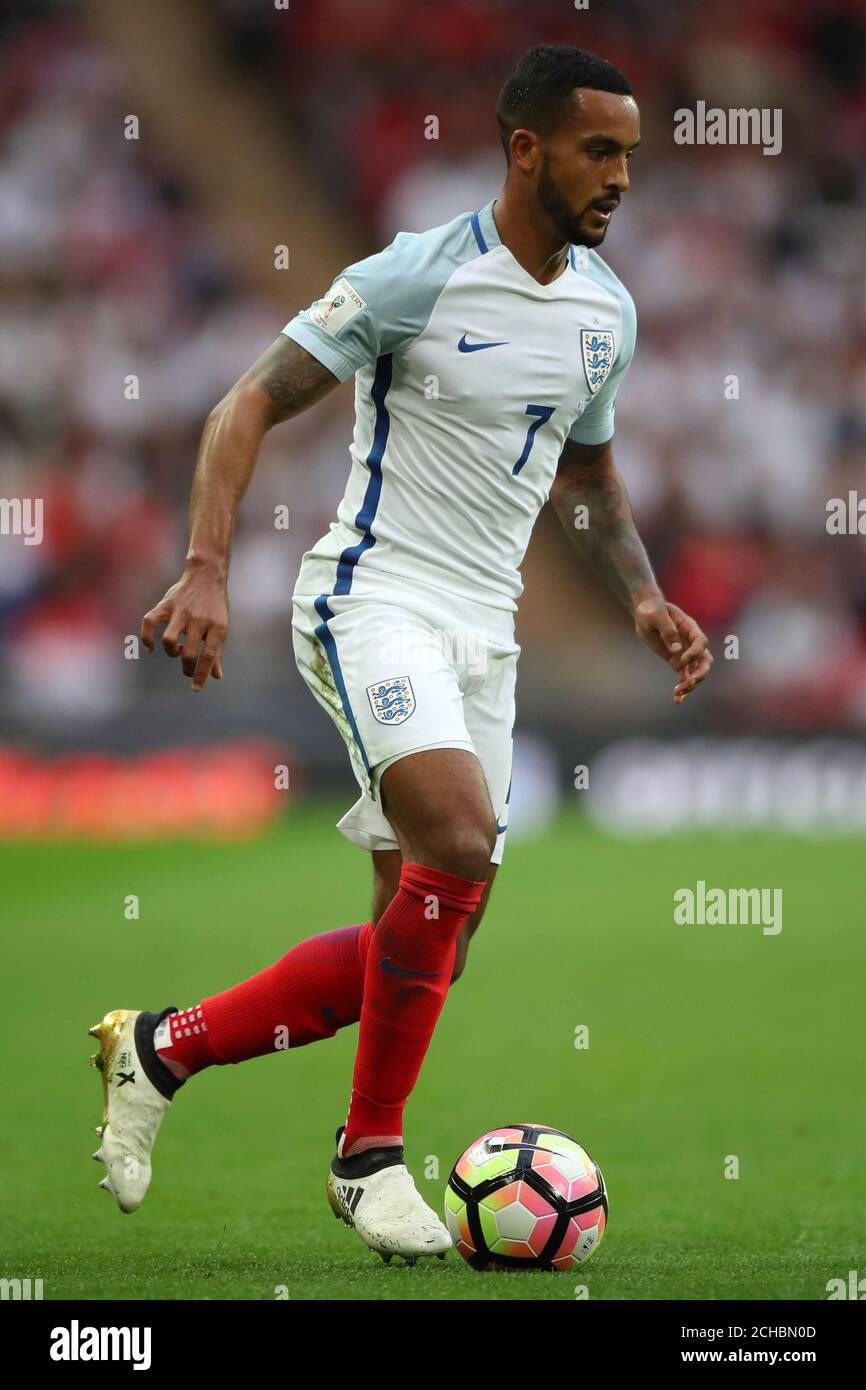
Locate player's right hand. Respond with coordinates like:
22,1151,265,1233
140,560,229,693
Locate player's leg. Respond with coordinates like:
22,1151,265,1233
298,598,496,1167
339,638,516,1166
326,746,499,1258
371,848,498,982
87,915,377,1212
339,746,496,1159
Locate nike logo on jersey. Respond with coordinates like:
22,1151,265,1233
379,957,442,979
457,333,510,352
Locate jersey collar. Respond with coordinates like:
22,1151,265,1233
475,197,575,295
473,198,503,253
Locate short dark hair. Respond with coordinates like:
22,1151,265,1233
496,45,633,163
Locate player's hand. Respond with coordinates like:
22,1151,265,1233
140,559,229,693
631,594,713,705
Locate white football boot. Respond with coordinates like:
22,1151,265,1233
88,1008,180,1213
326,1128,452,1264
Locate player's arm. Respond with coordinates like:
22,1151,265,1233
140,336,339,692
549,436,713,703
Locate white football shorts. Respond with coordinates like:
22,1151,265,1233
291,576,519,864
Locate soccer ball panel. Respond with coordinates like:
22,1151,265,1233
530,1143,601,1204
491,1235,535,1258
480,1180,559,1263
552,1207,607,1269
444,1185,476,1258
515,1181,555,1219
528,1211,558,1256
490,1192,536,1243
554,1220,601,1269
478,1196,502,1253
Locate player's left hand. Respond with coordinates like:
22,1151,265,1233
631,596,713,704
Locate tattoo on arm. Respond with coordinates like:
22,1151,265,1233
550,441,657,609
249,336,340,423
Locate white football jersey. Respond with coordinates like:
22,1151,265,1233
283,198,636,612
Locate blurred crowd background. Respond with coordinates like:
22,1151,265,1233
1,0,865,832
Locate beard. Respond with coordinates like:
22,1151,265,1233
537,155,606,248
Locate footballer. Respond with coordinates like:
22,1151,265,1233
89,45,712,1263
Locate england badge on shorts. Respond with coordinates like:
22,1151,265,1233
366,675,416,725
580,329,615,394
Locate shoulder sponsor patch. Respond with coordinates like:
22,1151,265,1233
580,329,615,394
366,676,416,726
308,276,367,336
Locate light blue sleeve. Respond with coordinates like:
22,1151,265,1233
568,288,637,445
281,220,476,381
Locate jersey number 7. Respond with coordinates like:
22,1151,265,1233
513,404,555,476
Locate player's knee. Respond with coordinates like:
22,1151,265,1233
420,818,495,882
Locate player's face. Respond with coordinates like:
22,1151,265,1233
536,89,640,248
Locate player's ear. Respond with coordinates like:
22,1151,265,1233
509,128,541,174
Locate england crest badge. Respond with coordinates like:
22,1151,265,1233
366,676,416,726
580,329,615,395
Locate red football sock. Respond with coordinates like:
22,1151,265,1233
154,921,374,1074
341,863,485,1156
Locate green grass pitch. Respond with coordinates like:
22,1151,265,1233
2,804,862,1301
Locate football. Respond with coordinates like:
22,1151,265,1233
444,1123,608,1271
